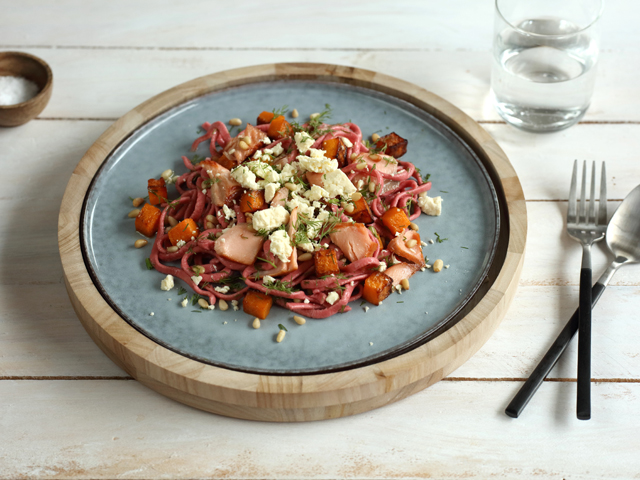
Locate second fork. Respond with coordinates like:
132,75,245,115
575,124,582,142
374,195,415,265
567,160,607,420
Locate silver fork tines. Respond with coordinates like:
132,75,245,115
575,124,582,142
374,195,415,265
567,160,607,235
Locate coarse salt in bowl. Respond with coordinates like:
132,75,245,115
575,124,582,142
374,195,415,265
0,51,53,127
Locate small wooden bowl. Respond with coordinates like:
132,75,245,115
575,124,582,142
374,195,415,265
0,51,53,127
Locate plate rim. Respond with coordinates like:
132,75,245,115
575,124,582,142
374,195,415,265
58,62,527,421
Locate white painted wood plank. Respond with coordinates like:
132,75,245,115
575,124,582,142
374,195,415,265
1,380,639,478
0,0,635,51
1,48,637,122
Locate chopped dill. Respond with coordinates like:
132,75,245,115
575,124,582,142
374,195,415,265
145,258,154,270
177,286,187,296
272,105,289,117
278,324,288,332
434,232,448,243
191,154,205,164
257,257,277,269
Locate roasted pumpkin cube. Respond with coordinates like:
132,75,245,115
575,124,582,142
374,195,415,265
239,190,266,213
267,115,293,139
243,290,273,319
168,218,200,246
148,178,168,205
381,207,411,236
135,203,162,238
375,132,408,158
363,271,393,306
314,248,340,277
257,111,275,125
322,137,349,168
346,196,374,224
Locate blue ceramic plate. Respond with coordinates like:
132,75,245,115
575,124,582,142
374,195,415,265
82,80,500,375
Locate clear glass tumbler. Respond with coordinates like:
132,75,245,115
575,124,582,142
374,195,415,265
491,0,604,132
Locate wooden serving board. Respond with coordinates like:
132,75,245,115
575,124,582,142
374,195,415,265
58,63,526,422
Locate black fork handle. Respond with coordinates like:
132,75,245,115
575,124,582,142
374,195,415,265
505,282,607,418
577,268,593,420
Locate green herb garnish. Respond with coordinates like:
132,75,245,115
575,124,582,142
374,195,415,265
278,324,288,332
177,286,187,296
145,258,154,270
434,232,448,243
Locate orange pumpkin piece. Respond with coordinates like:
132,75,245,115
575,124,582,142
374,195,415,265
148,178,168,205
322,137,348,168
375,132,408,158
257,111,275,125
381,207,411,236
239,190,266,213
346,196,374,224
313,248,340,277
267,115,293,139
243,290,273,319
168,218,200,246
362,271,393,306
135,203,162,238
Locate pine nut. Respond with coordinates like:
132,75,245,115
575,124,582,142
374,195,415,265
219,299,229,311
128,209,140,218
192,265,205,275
371,133,381,142
310,112,320,120
239,140,249,150
205,221,214,229
294,315,306,325
400,278,410,290
351,192,362,202
344,203,355,213
167,216,178,227
406,239,418,248
165,226,172,234
409,222,419,231
368,182,376,193
229,118,242,126
132,197,144,207
370,154,379,160
161,169,173,181
356,162,367,170
298,252,312,261
205,214,214,222
433,259,444,272
198,298,209,309
167,246,179,253
276,330,286,343
291,108,299,118
350,153,358,160
285,182,297,191
242,136,251,144
134,239,148,248
252,317,261,329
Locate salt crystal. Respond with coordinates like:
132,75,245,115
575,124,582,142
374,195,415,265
0,76,39,106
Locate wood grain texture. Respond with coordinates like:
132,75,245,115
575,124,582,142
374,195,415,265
57,63,526,421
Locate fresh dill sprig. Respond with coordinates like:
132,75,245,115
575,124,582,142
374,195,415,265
257,257,277,269
278,324,288,332
177,286,187,296
145,258,154,270
272,105,289,117
434,232,448,243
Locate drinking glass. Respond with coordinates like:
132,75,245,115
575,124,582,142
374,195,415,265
490,0,604,132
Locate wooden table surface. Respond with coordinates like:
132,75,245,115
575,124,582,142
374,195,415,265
2,1,639,478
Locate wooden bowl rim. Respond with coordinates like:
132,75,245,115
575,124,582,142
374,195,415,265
0,50,53,110
58,62,527,419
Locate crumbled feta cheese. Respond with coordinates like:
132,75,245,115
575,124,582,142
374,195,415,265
160,274,174,291
181,298,188,307
326,291,340,305
269,143,284,157
202,189,206,194
445,264,450,269
264,183,278,203
208,304,215,310
341,137,353,148
222,204,236,221
421,240,428,247
263,275,276,285
304,298,310,304
286,193,315,218
269,229,293,263
252,206,290,232
321,169,357,198
294,131,315,153
245,161,280,183
231,165,261,190
214,286,230,294
191,275,203,286
149,312,154,316
262,136,271,144
429,239,434,244
417,193,442,216
304,184,329,201
369,341,373,346
232,299,239,311
280,163,299,183
176,240,186,248
364,306,370,313
307,209,330,239
378,261,387,272
297,148,338,173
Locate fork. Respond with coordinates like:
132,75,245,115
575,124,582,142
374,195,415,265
567,160,607,420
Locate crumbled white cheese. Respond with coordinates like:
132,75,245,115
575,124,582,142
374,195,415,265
176,240,186,248
181,298,188,307
269,229,293,263
286,193,315,218
341,137,353,148
263,275,276,285
326,291,340,305
378,261,387,272
294,131,315,153
222,204,236,221
280,163,299,183
208,304,215,310
252,206,290,232
307,209,330,239
214,286,230,294
160,274,174,291
369,341,373,346
245,161,281,183
231,165,261,190
265,143,284,157
161,169,174,183
191,275,203,286
321,169,357,198
297,148,338,173
264,183,278,203
304,184,329,201
417,193,443,216
149,312,154,316
262,136,271,144
304,298,310,304
364,306,370,313
232,299,239,311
